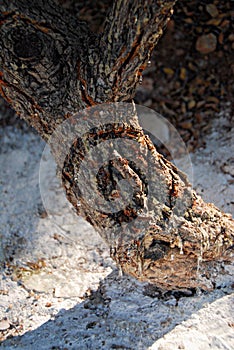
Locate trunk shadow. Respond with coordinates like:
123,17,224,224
0,270,233,349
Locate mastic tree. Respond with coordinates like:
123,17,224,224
0,0,233,290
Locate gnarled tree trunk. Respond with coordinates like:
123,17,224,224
0,0,233,290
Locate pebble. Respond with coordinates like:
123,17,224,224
0,318,10,331
196,33,217,54
221,164,234,177
206,4,219,18
196,101,206,109
220,19,230,28
188,100,196,109
228,34,234,42
180,121,193,129
207,18,222,26
218,32,224,45
206,96,219,104
45,302,52,308
163,67,174,76
179,67,187,80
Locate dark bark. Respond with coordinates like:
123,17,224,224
0,0,233,290
0,0,175,137
57,102,233,290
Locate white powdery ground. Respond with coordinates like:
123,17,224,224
0,105,233,349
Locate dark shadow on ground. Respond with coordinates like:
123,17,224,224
0,269,232,350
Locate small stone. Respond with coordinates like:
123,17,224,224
0,290,8,295
188,100,196,109
181,103,186,115
179,67,187,80
0,319,10,331
184,18,193,24
228,34,234,42
45,302,52,307
188,62,197,71
218,32,224,45
180,121,193,129
221,163,234,177
163,67,174,76
40,210,48,219
207,18,222,26
207,96,219,104
196,33,217,54
220,19,230,28
206,4,219,18
196,101,206,109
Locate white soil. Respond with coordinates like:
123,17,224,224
0,105,233,349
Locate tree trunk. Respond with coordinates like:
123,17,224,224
0,0,233,291
0,0,175,137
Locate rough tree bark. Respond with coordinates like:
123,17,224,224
0,0,233,290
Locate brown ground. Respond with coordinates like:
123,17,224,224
135,0,233,152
